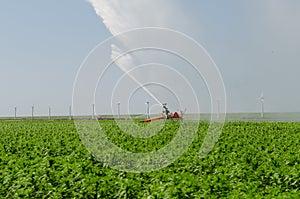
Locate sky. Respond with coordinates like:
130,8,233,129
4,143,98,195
0,0,300,117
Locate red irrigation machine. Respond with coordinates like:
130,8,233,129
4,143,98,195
142,103,186,122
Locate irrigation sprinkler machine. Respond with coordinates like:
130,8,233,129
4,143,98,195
142,103,185,122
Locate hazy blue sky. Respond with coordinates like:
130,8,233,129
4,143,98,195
0,0,299,116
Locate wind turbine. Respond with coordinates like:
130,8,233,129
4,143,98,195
145,101,150,119
216,99,222,120
117,102,120,119
259,92,265,119
69,105,72,120
32,105,34,120
48,106,51,120
14,107,17,120
92,104,95,119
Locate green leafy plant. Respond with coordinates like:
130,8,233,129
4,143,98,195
0,120,299,198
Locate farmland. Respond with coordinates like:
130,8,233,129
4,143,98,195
0,120,300,198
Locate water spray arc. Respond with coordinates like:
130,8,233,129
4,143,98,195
88,0,166,106
111,45,163,106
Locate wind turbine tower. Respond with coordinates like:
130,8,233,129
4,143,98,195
48,106,51,120
217,99,221,120
117,102,120,119
92,104,95,119
69,106,72,120
260,93,265,119
14,107,17,120
145,101,150,119
32,105,34,120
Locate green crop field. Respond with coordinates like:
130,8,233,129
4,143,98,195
0,120,300,198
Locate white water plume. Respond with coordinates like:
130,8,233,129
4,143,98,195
111,44,162,105
87,0,181,35
87,0,187,106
